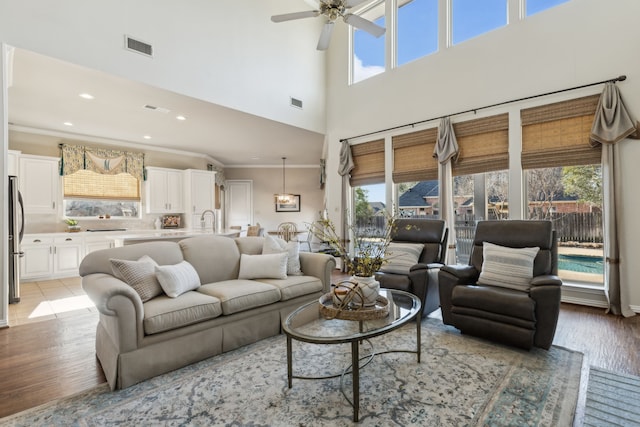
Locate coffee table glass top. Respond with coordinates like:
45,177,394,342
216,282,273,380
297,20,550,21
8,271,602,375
283,289,420,344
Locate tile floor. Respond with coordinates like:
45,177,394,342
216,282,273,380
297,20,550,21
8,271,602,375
8,277,96,326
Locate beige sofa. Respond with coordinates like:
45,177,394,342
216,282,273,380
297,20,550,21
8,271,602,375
80,235,336,390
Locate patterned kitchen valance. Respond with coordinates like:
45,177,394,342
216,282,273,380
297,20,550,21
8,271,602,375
60,144,145,181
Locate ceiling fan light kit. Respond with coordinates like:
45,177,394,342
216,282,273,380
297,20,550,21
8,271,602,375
271,0,386,51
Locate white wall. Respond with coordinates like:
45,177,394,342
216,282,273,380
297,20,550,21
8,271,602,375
324,0,640,310
0,0,326,134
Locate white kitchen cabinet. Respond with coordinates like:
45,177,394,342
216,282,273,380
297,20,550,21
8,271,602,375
20,234,83,280
7,150,20,176
52,236,83,275
18,155,60,214
183,169,216,229
145,167,184,214
20,236,54,279
84,238,114,255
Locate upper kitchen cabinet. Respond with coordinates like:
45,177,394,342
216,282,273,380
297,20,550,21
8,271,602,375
19,154,60,214
145,167,184,214
183,169,216,229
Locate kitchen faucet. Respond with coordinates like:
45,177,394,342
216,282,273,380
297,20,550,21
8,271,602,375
200,209,216,232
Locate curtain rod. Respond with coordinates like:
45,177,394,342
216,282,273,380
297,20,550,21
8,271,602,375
339,75,626,143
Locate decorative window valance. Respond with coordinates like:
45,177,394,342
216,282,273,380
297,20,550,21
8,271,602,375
59,144,145,181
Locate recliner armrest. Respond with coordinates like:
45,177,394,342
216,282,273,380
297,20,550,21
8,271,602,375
530,274,562,287
439,264,479,283
409,262,442,272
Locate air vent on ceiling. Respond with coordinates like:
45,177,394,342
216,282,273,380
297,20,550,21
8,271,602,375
125,35,153,57
143,104,171,114
290,97,303,109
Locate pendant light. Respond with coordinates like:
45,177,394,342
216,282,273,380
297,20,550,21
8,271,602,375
275,157,294,204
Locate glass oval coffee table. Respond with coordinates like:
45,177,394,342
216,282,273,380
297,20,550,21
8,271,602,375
282,288,421,422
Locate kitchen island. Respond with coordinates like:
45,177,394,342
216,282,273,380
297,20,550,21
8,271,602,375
109,229,241,246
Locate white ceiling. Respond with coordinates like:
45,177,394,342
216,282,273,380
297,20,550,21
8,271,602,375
7,48,326,167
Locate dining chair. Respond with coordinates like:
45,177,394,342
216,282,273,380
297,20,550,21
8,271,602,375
277,222,298,242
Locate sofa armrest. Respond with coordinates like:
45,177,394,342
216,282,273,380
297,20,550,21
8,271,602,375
299,252,337,293
82,273,145,353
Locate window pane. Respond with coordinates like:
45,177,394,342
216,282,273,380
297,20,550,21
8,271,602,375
526,165,603,285
454,171,509,264
526,0,570,16
398,180,439,218
64,199,140,218
397,0,438,66
353,15,385,83
452,0,507,45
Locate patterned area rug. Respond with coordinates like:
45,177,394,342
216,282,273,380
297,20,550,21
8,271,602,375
2,318,582,426
583,366,640,426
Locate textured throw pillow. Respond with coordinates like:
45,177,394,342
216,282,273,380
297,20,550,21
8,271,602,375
379,243,424,275
477,242,540,291
110,255,163,302
155,261,201,298
262,234,303,275
238,253,288,280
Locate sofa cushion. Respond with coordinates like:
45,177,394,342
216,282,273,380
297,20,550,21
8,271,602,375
262,234,303,276
143,291,222,335
238,253,288,280
155,260,201,298
254,276,323,301
197,280,281,315
179,236,241,284
235,236,264,255
477,242,540,291
110,255,163,302
379,242,424,275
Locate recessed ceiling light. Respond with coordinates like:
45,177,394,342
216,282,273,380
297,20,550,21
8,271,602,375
79,93,94,100
63,122,73,126
176,115,187,121
143,135,152,140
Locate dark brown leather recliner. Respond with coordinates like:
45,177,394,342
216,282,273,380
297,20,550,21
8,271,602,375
438,220,562,350
375,218,447,316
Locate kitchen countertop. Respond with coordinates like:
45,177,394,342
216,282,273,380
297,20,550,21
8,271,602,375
108,229,241,246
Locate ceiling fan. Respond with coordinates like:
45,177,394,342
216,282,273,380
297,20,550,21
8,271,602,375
271,0,386,51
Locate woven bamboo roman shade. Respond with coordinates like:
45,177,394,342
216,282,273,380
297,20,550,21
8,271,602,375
521,95,601,169
350,139,385,186
64,170,140,200
452,113,509,176
391,127,438,182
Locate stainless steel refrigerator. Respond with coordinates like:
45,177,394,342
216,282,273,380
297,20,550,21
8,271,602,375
8,175,24,304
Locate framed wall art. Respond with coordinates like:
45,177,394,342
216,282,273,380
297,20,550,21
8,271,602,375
275,195,301,212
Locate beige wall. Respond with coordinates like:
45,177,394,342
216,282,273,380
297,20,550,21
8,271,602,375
224,167,324,234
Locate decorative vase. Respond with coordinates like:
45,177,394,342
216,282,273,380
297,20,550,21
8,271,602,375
350,275,380,307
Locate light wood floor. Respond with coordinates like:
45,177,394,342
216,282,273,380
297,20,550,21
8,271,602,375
1,275,638,423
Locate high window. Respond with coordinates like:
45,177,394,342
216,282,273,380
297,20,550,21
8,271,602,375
451,0,508,45
397,0,438,66
526,0,570,16
352,1,385,84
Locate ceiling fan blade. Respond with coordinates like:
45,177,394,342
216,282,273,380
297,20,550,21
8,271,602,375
345,0,370,8
317,22,335,51
271,10,320,23
343,13,386,37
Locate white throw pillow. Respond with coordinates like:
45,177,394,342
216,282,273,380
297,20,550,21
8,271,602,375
477,242,540,291
155,261,201,298
379,243,424,275
238,253,288,280
110,255,163,302
262,234,303,275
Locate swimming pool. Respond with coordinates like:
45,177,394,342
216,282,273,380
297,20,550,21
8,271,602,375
558,254,603,275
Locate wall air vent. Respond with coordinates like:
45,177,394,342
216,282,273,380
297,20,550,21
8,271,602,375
290,97,303,109
125,35,153,57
